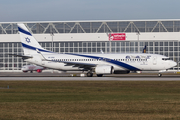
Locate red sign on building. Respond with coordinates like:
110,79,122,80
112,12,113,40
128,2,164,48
109,33,126,41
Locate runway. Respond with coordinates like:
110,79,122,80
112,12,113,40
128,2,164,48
0,76,179,81
0,72,179,81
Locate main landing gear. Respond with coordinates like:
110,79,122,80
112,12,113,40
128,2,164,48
97,74,103,77
87,72,93,77
86,72,103,77
158,73,162,77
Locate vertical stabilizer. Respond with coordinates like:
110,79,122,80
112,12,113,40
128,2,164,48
142,45,147,53
17,23,46,55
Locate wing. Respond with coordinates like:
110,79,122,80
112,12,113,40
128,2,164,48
36,49,97,70
59,61,96,69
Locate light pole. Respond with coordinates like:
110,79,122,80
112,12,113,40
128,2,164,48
51,32,54,51
136,31,140,53
109,33,112,53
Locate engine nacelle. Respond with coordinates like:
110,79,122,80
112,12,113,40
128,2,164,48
95,65,114,74
36,69,42,73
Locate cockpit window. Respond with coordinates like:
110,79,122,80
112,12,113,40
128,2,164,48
162,58,170,61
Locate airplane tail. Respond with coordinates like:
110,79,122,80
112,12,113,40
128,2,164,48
142,45,147,53
17,23,50,55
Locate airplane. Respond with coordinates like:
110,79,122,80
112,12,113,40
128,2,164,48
21,46,145,74
11,23,177,77
21,64,45,73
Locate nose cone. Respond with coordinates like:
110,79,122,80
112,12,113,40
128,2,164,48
21,66,27,71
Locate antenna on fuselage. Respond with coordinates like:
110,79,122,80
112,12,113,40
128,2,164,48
100,49,104,54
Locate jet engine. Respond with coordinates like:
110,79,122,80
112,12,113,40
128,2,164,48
36,69,42,73
95,65,114,74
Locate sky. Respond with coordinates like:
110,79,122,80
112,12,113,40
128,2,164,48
0,0,180,22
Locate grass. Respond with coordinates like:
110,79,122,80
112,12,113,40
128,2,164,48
0,81,180,120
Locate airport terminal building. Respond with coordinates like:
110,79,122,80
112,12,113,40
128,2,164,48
1,19,180,72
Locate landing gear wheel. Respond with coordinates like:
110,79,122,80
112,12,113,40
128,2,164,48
158,73,162,77
97,74,103,77
87,72,93,77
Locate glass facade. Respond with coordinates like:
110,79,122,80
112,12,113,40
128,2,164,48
1,20,180,34
1,20,180,71
0,41,179,71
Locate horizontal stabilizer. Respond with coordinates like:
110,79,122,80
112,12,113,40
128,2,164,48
8,54,32,59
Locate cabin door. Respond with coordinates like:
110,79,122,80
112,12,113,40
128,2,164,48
153,56,157,65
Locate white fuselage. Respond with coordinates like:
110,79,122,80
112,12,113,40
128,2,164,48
25,53,177,72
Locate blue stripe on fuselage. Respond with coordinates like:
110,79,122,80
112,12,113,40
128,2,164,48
65,53,141,71
22,43,141,71
18,27,32,36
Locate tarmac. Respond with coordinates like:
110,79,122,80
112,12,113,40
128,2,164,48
0,72,179,81
0,71,179,77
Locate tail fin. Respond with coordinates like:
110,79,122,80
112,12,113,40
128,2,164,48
17,23,50,55
142,45,147,53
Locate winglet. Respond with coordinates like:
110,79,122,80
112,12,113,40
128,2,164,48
100,49,104,54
